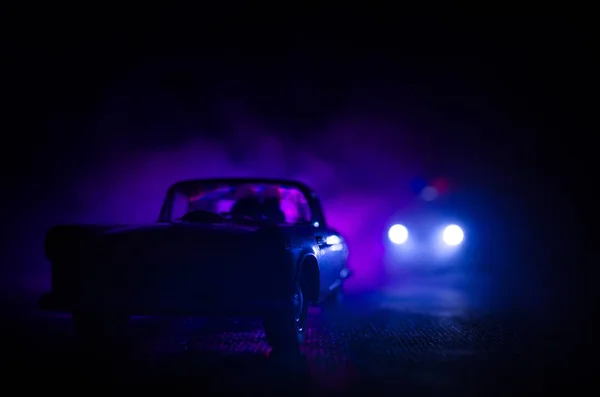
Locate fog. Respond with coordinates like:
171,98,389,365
5,54,551,315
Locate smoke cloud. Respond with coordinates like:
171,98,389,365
7,55,525,311
69,114,417,292
8,64,428,298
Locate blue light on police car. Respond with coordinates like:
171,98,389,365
388,224,409,245
442,224,464,246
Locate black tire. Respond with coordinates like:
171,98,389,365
263,280,309,353
72,310,130,353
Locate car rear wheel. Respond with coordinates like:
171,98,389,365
263,280,309,354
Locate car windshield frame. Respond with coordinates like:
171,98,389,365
158,178,327,227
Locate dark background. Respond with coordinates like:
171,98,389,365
2,11,590,382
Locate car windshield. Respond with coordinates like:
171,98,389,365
168,182,313,225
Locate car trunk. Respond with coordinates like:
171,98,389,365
46,223,292,312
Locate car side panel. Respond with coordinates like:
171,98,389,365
42,223,294,316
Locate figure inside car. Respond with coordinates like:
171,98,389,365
230,184,262,220
260,186,286,223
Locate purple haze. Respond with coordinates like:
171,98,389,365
11,100,426,298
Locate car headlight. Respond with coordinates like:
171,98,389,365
325,235,342,245
442,224,464,246
388,224,409,244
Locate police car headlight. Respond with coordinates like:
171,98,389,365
442,224,464,246
388,224,409,245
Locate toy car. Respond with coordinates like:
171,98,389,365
40,178,350,352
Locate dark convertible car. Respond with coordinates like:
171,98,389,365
40,178,350,352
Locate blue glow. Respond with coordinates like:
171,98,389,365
410,177,428,195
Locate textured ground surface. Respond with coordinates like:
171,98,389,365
1,273,581,395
